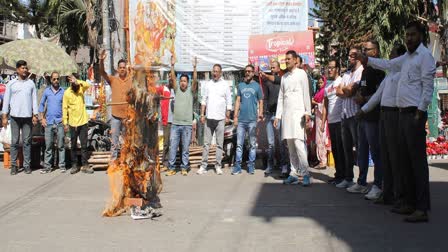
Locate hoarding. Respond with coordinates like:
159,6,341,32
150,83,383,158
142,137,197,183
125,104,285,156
129,0,309,71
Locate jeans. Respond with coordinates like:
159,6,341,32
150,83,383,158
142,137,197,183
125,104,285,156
168,125,192,170
162,123,171,164
341,116,358,181
70,124,88,167
265,114,289,170
44,123,65,169
110,116,125,160
357,120,382,187
201,119,225,168
328,122,345,181
10,117,32,170
234,121,257,172
287,138,309,177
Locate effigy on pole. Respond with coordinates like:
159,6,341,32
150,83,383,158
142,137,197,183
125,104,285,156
102,64,163,219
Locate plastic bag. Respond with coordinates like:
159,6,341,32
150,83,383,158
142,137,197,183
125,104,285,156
0,125,11,145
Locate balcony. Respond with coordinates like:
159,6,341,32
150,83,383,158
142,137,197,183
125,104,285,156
0,20,18,44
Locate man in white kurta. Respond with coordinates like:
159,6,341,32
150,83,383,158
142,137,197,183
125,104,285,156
274,51,312,185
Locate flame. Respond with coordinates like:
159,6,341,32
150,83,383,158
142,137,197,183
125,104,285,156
102,69,162,217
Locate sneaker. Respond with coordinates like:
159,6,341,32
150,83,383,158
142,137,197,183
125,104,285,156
160,166,168,172
181,169,188,176
327,178,341,185
336,180,354,189
81,165,94,174
24,167,32,174
60,167,67,173
196,167,207,175
165,170,177,176
264,167,272,176
40,168,52,174
347,183,369,194
70,166,80,174
248,167,255,175
231,167,242,175
302,175,311,186
365,185,382,200
215,167,223,175
10,167,18,176
283,175,299,185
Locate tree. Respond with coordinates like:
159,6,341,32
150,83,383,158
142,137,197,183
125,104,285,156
56,0,102,61
0,0,60,38
311,0,440,65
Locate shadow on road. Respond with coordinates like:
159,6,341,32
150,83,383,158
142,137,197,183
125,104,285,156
250,170,448,251
429,162,448,171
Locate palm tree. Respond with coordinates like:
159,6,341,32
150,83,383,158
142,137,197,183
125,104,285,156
0,0,60,38
56,0,102,62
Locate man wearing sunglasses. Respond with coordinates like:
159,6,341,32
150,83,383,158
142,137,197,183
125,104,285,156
38,72,66,173
232,65,263,175
349,40,385,200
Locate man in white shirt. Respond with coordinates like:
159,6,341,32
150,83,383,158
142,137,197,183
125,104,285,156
358,44,407,206
322,58,345,185
335,47,363,189
198,64,232,175
362,21,435,222
274,51,312,186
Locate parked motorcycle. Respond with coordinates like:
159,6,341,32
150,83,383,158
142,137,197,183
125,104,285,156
87,119,111,152
222,120,237,166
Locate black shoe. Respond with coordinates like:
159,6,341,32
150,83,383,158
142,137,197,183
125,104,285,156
404,210,428,223
279,172,289,179
81,165,94,174
374,195,393,205
70,166,80,174
327,178,341,184
391,205,415,215
10,167,18,176
24,167,32,174
40,168,52,174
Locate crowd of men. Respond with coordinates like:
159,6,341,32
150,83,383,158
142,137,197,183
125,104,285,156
0,21,435,223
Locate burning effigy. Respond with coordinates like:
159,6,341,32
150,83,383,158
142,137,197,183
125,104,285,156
102,67,163,219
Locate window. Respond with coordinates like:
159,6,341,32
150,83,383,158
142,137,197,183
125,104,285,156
0,15,4,35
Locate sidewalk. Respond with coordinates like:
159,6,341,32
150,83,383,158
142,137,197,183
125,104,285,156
0,161,447,252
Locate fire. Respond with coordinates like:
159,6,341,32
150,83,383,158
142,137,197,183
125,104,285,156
102,67,162,217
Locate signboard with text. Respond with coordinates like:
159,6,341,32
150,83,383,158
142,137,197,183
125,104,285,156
129,0,309,71
248,31,315,71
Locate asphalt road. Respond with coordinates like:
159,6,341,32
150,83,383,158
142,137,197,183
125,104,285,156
0,161,447,252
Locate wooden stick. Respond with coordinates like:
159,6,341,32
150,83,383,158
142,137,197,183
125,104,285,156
91,151,111,155
88,159,110,164
107,102,128,106
91,155,111,158
91,164,109,169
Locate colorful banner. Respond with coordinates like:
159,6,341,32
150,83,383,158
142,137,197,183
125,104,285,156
129,0,309,71
248,31,315,71
129,0,176,68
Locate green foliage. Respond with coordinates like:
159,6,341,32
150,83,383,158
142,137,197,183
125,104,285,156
57,0,89,53
0,0,60,38
312,0,438,66
1,0,101,55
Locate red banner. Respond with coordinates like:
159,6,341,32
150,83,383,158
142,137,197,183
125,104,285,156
248,31,315,71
